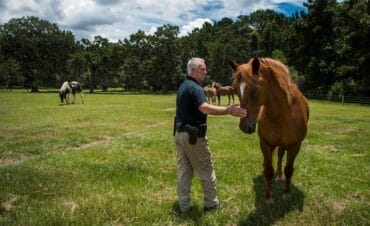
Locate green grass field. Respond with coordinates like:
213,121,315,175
0,91,369,225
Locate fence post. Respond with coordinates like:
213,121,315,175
341,95,344,104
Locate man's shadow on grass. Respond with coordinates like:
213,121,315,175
238,175,304,226
170,202,203,225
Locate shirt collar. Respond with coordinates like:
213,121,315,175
187,76,200,85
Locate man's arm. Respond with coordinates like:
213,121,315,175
199,102,247,118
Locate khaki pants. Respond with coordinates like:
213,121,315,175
175,131,218,212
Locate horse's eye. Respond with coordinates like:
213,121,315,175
250,89,258,98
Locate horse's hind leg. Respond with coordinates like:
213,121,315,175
275,147,285,185
227,95,231,105
80,92,84,104
217,95,221,105
283,144,300,199
231,94,234,104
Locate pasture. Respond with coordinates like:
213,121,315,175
0,91,369,225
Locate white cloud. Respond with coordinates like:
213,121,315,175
179,18,213,37
0,0,307,41
147,26,158,36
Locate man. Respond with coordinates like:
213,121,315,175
174,57,247,213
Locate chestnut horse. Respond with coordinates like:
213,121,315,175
204,86,217,104
212,82,235,105
229,57,309,203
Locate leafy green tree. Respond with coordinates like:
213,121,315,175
0,16,75,91
289,0,337,94
333,0,370,95
148,24,181,91
119,30,151,91
0,58,23,89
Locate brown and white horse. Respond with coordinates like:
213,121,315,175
229,57,309,203
59,81,84,104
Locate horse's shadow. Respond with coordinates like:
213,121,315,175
238,175,304,226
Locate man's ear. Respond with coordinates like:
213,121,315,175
228,59,239,71
252,57,260,75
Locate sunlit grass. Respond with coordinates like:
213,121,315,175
0,92,369,225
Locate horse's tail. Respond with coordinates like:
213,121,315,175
307,107,310,121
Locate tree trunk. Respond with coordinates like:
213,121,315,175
31,86,39,92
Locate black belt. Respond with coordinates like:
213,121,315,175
175,123,207,144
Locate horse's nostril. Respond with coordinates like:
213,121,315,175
246,126,255,134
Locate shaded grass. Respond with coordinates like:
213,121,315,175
0,92,369,225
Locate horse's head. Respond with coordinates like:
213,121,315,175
213,82,222,89
229,57,265,134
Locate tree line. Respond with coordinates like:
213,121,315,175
0,0,369,96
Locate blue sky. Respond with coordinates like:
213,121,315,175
0,0,307,41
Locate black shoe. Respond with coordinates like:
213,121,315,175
204,202,222,212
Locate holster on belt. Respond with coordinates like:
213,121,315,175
184,124,207,145
185,125,198,144
175,122,207,145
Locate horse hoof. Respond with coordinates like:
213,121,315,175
283,193,291,200
265,198,274,205
275,178,284,186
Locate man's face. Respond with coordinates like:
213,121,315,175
192,63,207,82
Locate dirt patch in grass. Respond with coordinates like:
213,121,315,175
75,136,112,149
163,108,175,112
0,155,32,168
0,136,113,167
323,145,339,152
0,195,20,214
351,153,366,157
65,201,79,214
332,201,346,213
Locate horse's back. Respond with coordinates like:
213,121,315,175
60,81,70,92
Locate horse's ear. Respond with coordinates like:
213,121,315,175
252,57,260,75
228,59,239,71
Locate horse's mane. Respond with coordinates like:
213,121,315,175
261,58,293,104
234,58,293,105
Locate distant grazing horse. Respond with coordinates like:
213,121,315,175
204,86,217,104
59,81,84,104
229,57,309,204
212,82,234,105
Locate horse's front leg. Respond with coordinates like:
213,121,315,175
260,141,275,204
217,95,221,105
284,143,300,199
227,95,231,105
275,147,285,185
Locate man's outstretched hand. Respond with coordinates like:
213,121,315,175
227,105,247,118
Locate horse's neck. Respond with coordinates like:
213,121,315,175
263,81,291,120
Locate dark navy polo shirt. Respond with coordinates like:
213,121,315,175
176,76,207,126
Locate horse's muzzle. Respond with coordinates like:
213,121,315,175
239,122,256,134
